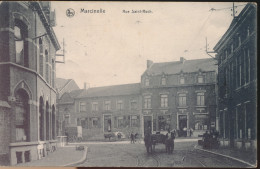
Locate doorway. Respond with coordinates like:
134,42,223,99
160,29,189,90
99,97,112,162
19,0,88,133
178,115,187,137
143,116,152,135
104,115,112,132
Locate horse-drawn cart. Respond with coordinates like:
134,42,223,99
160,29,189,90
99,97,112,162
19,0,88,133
144,132,175,154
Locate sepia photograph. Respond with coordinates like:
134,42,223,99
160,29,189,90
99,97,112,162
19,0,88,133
0,1,257,167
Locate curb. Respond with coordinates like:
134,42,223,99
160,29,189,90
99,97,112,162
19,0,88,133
63,146,88,167
194,145,256,168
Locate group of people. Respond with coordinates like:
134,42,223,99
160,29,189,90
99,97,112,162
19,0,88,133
130,132,139,143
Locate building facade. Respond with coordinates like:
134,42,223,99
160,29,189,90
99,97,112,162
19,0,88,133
213,3,257,150
0,2,60,165
58,58,217,139
141,58,217,137
62,83,142,140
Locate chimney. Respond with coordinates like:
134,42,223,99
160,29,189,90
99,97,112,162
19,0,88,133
180,57,186,64
147,60,153,69
84,82,87,90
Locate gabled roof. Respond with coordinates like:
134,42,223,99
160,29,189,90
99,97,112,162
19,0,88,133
145,58,217,75
56,78,72,92
77,83,141,98
59,89,85,104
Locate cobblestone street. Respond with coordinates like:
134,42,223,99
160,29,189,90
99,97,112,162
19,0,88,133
76,141,253,167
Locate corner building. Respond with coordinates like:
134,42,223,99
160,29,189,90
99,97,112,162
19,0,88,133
0,2,60,165
213,3,257,150
141,58,217,137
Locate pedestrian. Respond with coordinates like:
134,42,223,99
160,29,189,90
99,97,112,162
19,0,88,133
190,128,193,137
130,132,135,143
117,132,122,140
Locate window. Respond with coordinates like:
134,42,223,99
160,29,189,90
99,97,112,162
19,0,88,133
178,93,186,106
117,116,124,128
158,115,170,131
131,115,140,127
14,20,28,67
39,38,44,76
145,78,149,86
45,50,49,82
144,95,151,109
197,92,205,106
238,55,242,87
117,100,123,110
198,76,204,83
15,89,29,142
247,26,250,37
104,101,111,111
130,101,137,110
180,77,185,84
247,49,250,83
14,26,24,65
161,77,166,85
160,94,168,108
238,36,241,46
79,102,86,112
81,118,88,128
92,118,98,128
92,102,98,111
64,114,70,125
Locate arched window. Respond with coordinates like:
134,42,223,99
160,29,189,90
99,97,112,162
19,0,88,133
39,38,44,76
39,97,45,141
52,105,56,140
15,89,29,142
46,101,50,140
14,19,28,67
45,50,49,83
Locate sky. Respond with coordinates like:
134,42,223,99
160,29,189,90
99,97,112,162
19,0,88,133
51,2,247,88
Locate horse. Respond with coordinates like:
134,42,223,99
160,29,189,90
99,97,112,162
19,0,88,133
165,132,175,154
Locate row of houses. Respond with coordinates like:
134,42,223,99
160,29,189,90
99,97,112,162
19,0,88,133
213,3,257,150
57,57,218,140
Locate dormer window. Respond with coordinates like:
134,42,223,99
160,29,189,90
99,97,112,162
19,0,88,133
161,77,166,85
180,77,185,84
145,78,149,86
198,76,204,83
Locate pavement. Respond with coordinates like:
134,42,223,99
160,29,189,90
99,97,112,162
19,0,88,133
14,137,257,167
15,146,86,167
195,145,257,167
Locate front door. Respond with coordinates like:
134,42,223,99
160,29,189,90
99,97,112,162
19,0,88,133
179,115,187,137
104,115,112,132
143,116,152,135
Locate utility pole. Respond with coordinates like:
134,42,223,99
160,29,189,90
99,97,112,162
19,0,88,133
231,2,238,18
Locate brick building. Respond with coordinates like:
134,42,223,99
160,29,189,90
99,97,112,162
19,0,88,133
62,83,142,140
213,3,257,150
58,58,217,139
141,58,217,137
0,2,60,165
